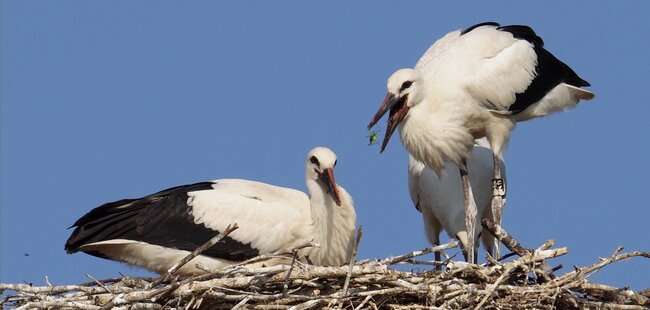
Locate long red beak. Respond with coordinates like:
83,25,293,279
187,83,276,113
318,168,342,206
368,93,409,153
368,93,396,130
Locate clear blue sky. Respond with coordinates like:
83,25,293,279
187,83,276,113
2,1,648,290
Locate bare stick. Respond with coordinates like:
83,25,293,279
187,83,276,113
99,284,178,310
85,274,112,294
550,248,650,289
474,264,516,310
291,299,321,310
577,282,650,305
537,240,555,251
282,250,300,297
0,283,111,294
16,300,101,310
220,242,318,274
343,226,363,296
497,252,518,261
481,218,530,257
386,240,459,265
231,296,251,310
394,259,440,266
354,295,373,310
150,223,239,288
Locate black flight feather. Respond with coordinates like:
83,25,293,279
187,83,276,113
65,181,260,262
460,22,591,114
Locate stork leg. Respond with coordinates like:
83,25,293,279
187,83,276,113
459,159,478,264
433,234,442,271
490,153,506,259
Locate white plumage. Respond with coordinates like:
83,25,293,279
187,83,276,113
368,22,595,263
408,139,505,265
65,147,357,276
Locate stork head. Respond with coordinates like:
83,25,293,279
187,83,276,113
306,147,342,206
367,68,424,153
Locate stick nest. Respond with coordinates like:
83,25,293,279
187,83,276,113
2,222,649,309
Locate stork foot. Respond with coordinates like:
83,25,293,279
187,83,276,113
490,195,505,259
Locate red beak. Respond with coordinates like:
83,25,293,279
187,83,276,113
368,93,409,153
318,168,342,206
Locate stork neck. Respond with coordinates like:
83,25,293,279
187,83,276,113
304,178,355,266
306,179,336,238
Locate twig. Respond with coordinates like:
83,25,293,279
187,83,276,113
550,248,650,289
16,300,101,310
395,259,440,266
0,283,109,294
481,218,530,257
289,299,321,310
77,276,139,287
100,282,179,310
537,240,555,251
219,242,319,274
283,250,300,297
343,226,363,296
150,223,239,287
354,295,373,310
85,274,112,294
231,296,252,310
474,263,516,309
577,282,650,305
386,240,459,265
496,252,518,262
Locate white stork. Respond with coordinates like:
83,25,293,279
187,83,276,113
408,139,505,265
368,22,595,263
65,147,357,276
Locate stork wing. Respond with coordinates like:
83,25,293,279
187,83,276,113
407,155,425,213
188,179,313,255
66,179,312,262
461,25,540,112
416,23,590,115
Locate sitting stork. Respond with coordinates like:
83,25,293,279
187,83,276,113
65,147,357,276
368,22,595,263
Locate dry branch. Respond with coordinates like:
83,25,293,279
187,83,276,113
150,223,239,288
481,218,531,257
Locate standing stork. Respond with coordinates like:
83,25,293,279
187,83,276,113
409,138,505,265
368,22,595,263
65,147,357,276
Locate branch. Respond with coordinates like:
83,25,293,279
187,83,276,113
150,223,239,287
385,240,459,265
549,247,650,289
343,226,363,295
481,218,530,257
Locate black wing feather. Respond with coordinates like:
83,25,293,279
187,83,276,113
65,181,260,262
496,25,545,46
496,25,591,114
460,22,500,35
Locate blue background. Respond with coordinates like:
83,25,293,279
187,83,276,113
2,1,648,290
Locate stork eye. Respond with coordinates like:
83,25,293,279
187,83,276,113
309,156,320,166
334,159,338,167
400,81,413,91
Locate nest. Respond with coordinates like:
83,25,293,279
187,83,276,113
2,221,649,309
